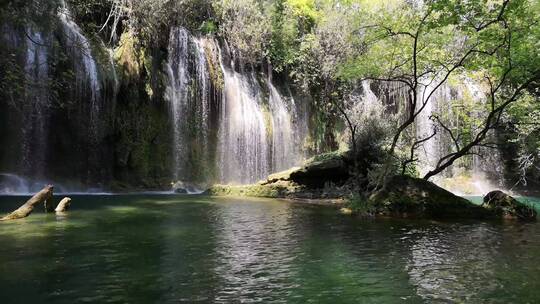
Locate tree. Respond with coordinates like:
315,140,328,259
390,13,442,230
340,0,540,181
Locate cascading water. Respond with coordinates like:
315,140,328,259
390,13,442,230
58,1,103,144
268,81,297,172
217,52,270,184
166,28,191,181
344,78,505,194
414,78,505,194
58,0,116,187
416,82,452,177
166,27,217,182
165,27,306,185
0,173,31,195
217,55,310,183
21,28,51,178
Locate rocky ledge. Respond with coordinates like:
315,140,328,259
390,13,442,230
205,151,351,200
206,151,537,221
368,175,494,219
483,190,536,220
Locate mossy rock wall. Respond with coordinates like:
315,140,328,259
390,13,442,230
370,175,496,219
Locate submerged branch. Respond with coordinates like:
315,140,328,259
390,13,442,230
1,185,54,221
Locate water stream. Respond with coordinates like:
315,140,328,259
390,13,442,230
21,28,51,178
166,27,306,185
58,1,102,144
1,194,539,303
217,49,270,184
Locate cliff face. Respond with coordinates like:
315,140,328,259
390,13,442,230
0,1,174,190
2,0,530,194
0,1,337,192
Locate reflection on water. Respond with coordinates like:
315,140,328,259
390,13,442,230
212,199,298,302
0,195,540,303
406,224,500,302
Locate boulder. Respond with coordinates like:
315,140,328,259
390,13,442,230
483,190,536,220
172,181,203,194
261,151,350,188
174,187,188,194
369,175,493,219
206,181,301,198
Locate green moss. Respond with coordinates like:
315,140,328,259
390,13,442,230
261,103,274,137
114,32,141,80
346,194,376,216
113,83,172,189
202,41,224,89
369,175,496,219
206,178,306,198
307,149,346,164
199,20,218,35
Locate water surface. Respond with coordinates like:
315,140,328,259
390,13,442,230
1,195,539,303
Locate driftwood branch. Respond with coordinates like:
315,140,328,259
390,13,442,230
1,185,54,221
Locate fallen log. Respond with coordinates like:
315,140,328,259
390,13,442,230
1,185,54,221
55,197,72,213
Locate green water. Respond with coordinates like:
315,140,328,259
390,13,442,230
1,195,540,303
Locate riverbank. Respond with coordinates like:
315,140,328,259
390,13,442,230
205,152,537,221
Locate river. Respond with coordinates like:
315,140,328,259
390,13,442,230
1,195,540,303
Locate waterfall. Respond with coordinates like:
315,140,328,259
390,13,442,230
20,28,51,178
166,28,191,180
268,81,297,172
165,27,306,185
58,1,111,186
217,54,270,184
416,83,452,177
166,27,215,182
217,54,308,183
0,1,111,192
0,173,31,195
414,78,505,194
345,77,504,194
58,1,102,143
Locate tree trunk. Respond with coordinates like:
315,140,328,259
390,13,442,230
55,197,72,213
1,185,54,221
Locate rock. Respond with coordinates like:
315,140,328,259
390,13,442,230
174,188,188,194
207,151,353,200
172,181,203,194
261,151,350,188
264,167,302,184
369,175,493,219
206,181,301,198
289,154,349,187
483,190,536,220
55,197,72,212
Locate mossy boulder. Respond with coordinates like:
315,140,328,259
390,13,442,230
483,190,536,220
369,175,494,219
172,181,207,194
206,150,352,200
262,150,350,188
205,181,302,198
